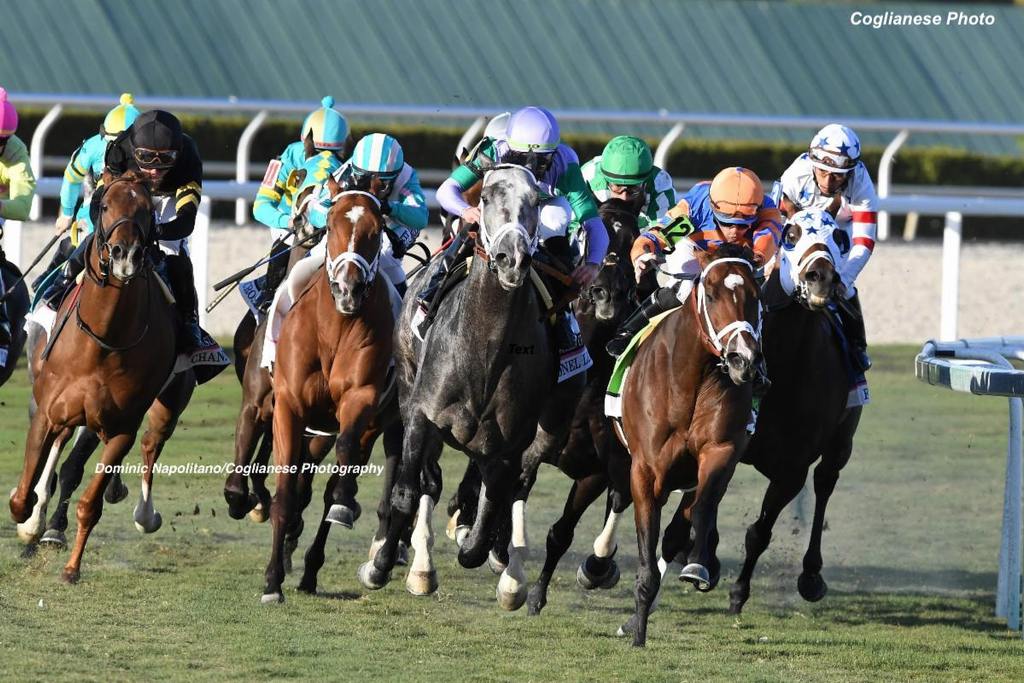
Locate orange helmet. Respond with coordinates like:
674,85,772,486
709,167,763,225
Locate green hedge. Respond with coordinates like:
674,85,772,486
15,109,1024,187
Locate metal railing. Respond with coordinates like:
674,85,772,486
916,338,1024,636
12,91,1024,231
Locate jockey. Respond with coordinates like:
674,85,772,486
413,105,609,336
776,124,876,371
260,133,427,370
52,110,228,382
0,87,36,349
606,167,783,360
580,135,676,229
249,96,349,311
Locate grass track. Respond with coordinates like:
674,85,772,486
1,345,1022,681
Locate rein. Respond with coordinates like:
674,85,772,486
691,257,760,365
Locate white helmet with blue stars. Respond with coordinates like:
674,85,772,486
808,124,860,174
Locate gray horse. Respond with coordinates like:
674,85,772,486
358,165,586,610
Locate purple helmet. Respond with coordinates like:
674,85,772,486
506,106,559,153
0,87,18,136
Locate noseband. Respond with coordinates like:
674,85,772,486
474,166,541,270
88,178,153,287
691,257,760,366
793,245,837,307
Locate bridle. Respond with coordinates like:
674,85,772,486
323,190,382,295
473,165,541,269
691,257,760,368
86,176,154,287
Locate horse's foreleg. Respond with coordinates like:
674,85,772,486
296,472,340,595
681,444,738,593
248,429,275,522
134,378,193,534
225,399,268,520
359,409,441,591
458,458,513,570
728,470,807,615
62,432,137,584
41,427,99,548
446,460,480,546
10,409,62,533
262,400,303,604
623,462,662,648
370,421,404,561
284,436,332,574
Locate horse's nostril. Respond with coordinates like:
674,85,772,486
806,270,820,283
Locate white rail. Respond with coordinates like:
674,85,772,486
916,338,1024,636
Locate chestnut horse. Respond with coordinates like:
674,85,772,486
261,182,400,604
728,209,863,613
617,243,762,647
9,171,189,583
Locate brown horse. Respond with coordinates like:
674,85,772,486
728,209,863,614
617,243,762,647
261,181,399,603
9,171,189,583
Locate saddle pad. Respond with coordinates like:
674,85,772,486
239,274,268,324
604,306,681,419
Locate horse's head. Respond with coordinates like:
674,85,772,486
694,243,762,385
322,176,384,315
478,165,540,290
779,209,844,311
584,199,643,321
93,170,154,283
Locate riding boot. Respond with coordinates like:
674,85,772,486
837,292,871,372
164,254,202,354
413,228,472,338
257,238,291,313
605,286,679,358
41,236,91,308
32,236,74,294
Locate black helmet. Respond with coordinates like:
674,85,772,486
130,110,183,168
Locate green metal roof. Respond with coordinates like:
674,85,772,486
1,0,1022,153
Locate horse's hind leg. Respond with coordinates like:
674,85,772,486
40,427,99,549
63,432,137,584
262,399,303,603
799,408,861,603
285,435,333,574
623,462,662,648
225,401,269,520
296,472,340,595
576,486,624,592
370,421,409,566
527,473,607,615
728,469,808,615
248,431,274,522
446,459,480,547
134,374,194,534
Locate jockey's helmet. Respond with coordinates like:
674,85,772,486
101,93,141,141
600,136,653,187
302,96,349,152
808,124,860,174
709,167,763,226
0,87,18,137
347,133,404,197
130,110,183,169
505,106,559,176
485,112,511,141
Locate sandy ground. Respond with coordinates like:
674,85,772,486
4,222,1021,344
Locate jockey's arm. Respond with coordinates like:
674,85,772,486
387,167,428,234
252,158,292,229
59,137,100,218
0,137,36,221
842,181,879,291
750,202,784,267
557,161,608,264
630,198,696,265
640,168,677,229
158,181,202,240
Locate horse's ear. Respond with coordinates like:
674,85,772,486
303,132,316,160
325,174,341,198
369,176,385,199
100,169,115,187
695,247,713,271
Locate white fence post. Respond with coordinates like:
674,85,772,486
29,104,63,221
654,122,686,172
235,110,268,226
939,211,962,341
998,394,1023,630
194,196,211,328
2,220,22,268
876,129,909,242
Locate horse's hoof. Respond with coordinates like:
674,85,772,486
248,503,269,524
728,584,749,614
797,572,828,602
357,561,390,590
679,563,712,592
526,584,547,616
297,577,317,595
487,549,507,575
39,529,67,550
454,525,471,548
260,592,284,605
616,614,639,638
61,567,80,585
445,511,460,541
577,556,620,590
496,572,528,611
105,482,129,505
405,569,438,596
325,504,359,529
16,522,42,545
224,490,251,520
396,541,409,567
133,511,163,534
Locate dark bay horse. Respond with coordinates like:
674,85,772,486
729,209,863,614
9,171,189,583
261,182,401,604
618,243,762,647
0,254,29,388
359,165,586,610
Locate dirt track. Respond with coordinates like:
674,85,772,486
7,223,1022,343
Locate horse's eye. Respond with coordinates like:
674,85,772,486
101,204,108,212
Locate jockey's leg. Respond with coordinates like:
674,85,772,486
413,225,472,323
604,286,680,358
378,240,408,298
259,243,324,371
258,237,293,312
31,236,75,294
838,289,870,371
163,254,201,353
41,235,91,307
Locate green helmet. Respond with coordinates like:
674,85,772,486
600,136,653,186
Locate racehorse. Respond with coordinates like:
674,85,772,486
617,242,762,646
9,171,191,583
260,179,402,604
728,210,863,614
358,164,586,610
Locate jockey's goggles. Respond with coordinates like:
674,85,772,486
808,148,855,174
505,149,554,176
133,147,178,169
710,199,759,226
608,182,646,198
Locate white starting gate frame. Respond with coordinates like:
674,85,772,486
916,337,1024,635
